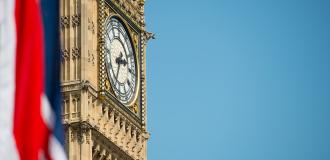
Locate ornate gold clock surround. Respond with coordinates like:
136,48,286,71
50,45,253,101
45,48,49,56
98,0,147,128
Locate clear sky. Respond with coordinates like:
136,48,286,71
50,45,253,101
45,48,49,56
144,0,330,160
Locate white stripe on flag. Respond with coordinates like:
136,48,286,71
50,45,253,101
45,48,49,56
42,94,55,129
49,134,67,160
39,91,67,160
0,0,19,159
42,92,67,160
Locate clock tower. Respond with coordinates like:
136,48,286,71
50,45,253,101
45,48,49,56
59,0,151,159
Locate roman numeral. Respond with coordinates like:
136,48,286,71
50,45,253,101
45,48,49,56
127,79,134,91
128,68,135,76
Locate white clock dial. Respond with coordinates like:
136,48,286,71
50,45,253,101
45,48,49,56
105,17,137,105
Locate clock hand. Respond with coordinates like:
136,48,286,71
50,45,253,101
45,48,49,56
115,52,123,65
115,52,127,66
115,52,123,79
116,62,120,79
122,59,127,66
116,59,127,66
115,52,129,80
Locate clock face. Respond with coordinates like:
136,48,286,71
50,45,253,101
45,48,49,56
105,17,137,105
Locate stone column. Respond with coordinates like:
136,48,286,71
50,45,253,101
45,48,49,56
79,124,92,160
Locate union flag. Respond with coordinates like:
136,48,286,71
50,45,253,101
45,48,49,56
0,0,67,159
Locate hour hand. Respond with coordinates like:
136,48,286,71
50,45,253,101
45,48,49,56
115,52,127,66
121,59,127,66
115,52,122,65
115,58,127,66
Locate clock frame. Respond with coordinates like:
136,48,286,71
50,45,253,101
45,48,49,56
98,2,145,123
104,17,138,106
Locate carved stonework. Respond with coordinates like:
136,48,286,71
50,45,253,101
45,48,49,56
81,80,90,91
68,123,91,144
60,16,70,28
88,50,95,66
61,49,69,61
88,17,95,34
145,31,155,41
70,129,76,142
130,103,138,114
72,14,81,27
72,47,80,59
111,0,146,28
81,123,91,144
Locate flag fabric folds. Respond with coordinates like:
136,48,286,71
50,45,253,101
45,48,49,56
0,0,66,159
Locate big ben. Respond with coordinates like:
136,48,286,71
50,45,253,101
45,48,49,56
59,0,151,159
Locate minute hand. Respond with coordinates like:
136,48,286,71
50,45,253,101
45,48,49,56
116,63,120,79
115,53,122,79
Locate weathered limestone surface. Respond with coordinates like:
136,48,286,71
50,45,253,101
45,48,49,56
60,0,150,159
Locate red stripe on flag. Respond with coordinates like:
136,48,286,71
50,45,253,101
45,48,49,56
14,0,50,159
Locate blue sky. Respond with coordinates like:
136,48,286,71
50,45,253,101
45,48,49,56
144,0,330,160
